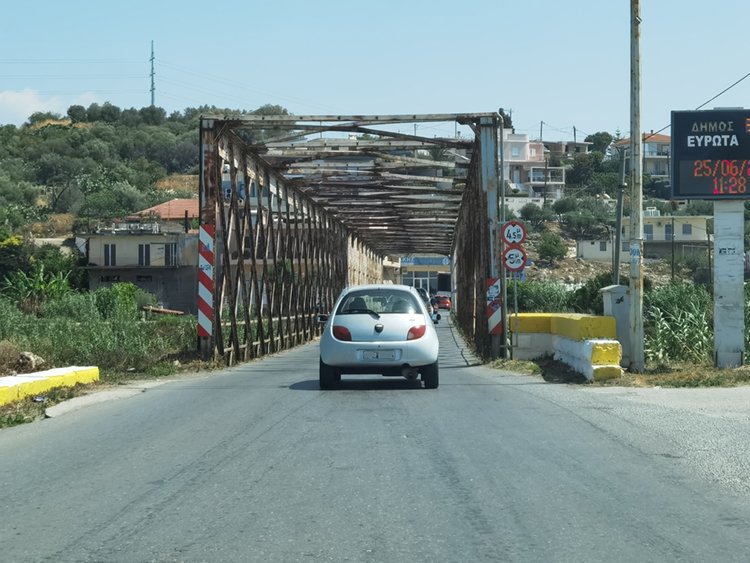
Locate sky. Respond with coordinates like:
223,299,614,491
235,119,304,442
2,0,750,142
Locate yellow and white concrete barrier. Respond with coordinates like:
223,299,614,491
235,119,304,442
509,313,623,382
0,366,100,407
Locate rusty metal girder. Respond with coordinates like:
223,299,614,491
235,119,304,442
199,113,499,364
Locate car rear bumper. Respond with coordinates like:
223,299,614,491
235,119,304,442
320,339,438,369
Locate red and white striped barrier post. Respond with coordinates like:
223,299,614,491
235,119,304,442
198,224,215,357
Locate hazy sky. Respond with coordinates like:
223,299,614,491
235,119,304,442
2,0,749,141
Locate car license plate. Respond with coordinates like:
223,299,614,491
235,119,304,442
363,350,395,360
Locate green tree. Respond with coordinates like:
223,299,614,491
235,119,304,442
26,111,62,126
536,231,568,263
566,152,603,190
0,231,29,282
584,131,613,154
100,102,122,123
552,197,577,215
139,106,167,126
67,105,87,123
558,196,613,239
520,203,554,228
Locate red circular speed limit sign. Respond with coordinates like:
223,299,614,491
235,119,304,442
502,244,527,272
501,220,527,245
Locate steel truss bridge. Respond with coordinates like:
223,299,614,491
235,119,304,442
199,113,503,364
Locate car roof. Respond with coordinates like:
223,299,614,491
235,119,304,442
343,284,416,293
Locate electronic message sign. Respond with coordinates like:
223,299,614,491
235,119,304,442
671,109,750,200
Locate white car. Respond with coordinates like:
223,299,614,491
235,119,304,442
317,284,440,389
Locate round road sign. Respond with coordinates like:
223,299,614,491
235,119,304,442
501,220,527,245
502,244,527,272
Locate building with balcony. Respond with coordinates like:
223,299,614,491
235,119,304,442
576,207,710,262
502,130,567,202
83,218,199,314
612,132,671,182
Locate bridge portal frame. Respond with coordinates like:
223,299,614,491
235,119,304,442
199,113,503,364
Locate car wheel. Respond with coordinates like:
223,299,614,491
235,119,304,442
319,358,341,389
421,361,439,389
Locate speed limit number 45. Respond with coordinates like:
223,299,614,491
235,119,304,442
501,220,527,245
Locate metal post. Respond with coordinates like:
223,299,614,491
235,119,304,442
499,115,509,358
629,0,645,372
480,115,500,356
613,149,625,285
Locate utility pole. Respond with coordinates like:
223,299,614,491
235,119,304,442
498,112,509,359
671,215,675,281
150,40,155,107
613,147,626,285
629,0,645,373
539,120,544,141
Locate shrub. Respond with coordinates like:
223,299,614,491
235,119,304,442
536,231,568,263
568,271,614,314
508,280,572,313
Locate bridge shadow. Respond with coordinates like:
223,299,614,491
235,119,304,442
290,378,424,391
534,357,589,384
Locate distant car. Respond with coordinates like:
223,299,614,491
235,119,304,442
435,295,452,311
415,286,440,324
317,284,440,389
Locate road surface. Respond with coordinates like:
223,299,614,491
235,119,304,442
1,315,749,562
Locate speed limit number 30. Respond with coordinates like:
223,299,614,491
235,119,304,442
502,244,527,272
501,220,527,245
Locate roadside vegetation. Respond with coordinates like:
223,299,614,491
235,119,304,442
1,104,749,429
495,275,750,387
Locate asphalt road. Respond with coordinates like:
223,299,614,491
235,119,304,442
1,315,749,562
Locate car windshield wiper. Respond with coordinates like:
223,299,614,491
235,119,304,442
345,308,380,319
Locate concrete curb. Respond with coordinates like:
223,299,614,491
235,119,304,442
510,313,623,381
0,366,100,407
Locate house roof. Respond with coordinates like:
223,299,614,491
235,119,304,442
134,198,199,221
614,132,671,146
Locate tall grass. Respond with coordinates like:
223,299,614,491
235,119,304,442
515,279,721,366
0,285,197,373
508,279,571,313
643,282,713,364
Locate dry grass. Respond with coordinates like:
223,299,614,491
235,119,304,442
487,357,750,388
155,175,198,192
30,214,75,237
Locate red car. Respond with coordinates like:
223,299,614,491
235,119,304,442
435,295,452,311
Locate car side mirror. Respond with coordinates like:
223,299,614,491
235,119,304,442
316,314,329,323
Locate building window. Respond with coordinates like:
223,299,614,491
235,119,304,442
644,224,653,241
165,243,178,266
104,244,116,266
511,146,520,158
665,223,673,240
138,244,151,266
136,275,153,282
682,223,692,236
599,241,607,252
100,275,120,283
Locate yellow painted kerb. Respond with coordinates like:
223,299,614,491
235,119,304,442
591,365,623,381
510,313,616,340
0,366,100,407
590,341,621,365
550,314,616,340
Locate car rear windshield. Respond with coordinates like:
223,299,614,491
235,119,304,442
337,290,420,315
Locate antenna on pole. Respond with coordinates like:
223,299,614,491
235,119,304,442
150,40,155,107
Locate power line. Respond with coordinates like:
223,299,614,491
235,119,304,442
645,70,750,141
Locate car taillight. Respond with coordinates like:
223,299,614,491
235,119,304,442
407,324,426,340
332,325,352,341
